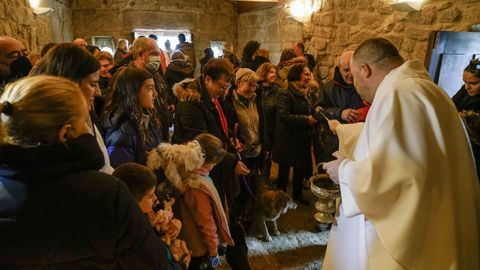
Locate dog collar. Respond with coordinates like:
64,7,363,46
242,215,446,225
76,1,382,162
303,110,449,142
210,255,220,267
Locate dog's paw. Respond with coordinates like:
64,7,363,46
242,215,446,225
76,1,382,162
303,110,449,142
264,235,273,242
273,230,280,236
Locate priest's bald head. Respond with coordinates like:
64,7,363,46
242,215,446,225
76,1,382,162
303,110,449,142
350,38,404,103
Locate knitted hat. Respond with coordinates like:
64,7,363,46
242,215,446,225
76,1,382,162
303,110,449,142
235,68,260,85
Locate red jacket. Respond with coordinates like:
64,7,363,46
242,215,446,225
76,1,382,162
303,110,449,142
178,175,234,257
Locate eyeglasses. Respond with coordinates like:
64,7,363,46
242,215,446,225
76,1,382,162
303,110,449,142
216,79,231,91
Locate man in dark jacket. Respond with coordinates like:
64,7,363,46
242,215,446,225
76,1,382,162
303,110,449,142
172,58,251,270
312,51,368,162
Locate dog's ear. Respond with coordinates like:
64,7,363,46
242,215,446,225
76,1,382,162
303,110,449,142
275,192,290,209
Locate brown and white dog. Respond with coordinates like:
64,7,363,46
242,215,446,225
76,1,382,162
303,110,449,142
253,185,297,242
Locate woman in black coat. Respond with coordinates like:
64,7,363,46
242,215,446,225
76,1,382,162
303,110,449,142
452,59,480,113
272,63,318,205
0,76,175,269
256,62,279,180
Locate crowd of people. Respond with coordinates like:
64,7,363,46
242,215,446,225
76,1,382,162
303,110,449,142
0,33,478,270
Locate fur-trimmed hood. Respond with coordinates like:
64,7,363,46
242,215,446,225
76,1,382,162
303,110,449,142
173,77,204,103
147,140,205,192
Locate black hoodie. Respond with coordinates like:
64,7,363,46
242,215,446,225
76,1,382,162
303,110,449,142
0,134,175,269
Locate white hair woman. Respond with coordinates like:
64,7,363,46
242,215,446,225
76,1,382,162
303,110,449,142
0,76,175,269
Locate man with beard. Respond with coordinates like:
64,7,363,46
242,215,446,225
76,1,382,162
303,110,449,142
0,36,32,93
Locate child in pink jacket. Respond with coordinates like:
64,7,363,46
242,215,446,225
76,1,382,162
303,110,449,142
148,133,234,270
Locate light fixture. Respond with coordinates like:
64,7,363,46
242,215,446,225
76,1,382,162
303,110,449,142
389,0,423,12
289,0,321,23
29,0,54,15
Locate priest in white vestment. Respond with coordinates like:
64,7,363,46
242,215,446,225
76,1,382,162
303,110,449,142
323,38,480,270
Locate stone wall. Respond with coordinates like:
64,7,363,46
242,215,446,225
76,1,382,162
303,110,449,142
238,6,303,64
72,0,237,72
238,0,480,82
0,0,73,53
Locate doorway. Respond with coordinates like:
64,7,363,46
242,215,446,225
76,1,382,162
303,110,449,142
132,28,192,52
427,31,480,96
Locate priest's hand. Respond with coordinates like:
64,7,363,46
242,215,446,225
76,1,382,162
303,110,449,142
322,151,345,184
327,119,341,134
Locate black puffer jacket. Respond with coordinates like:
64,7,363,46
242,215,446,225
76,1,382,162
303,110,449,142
172,77,232,145
272,84,313,168
0,134,174,269
452,85,480,112
102,110,163,168
258,83,279,152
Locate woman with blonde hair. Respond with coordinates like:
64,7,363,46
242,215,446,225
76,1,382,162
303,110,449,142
0,76,175,269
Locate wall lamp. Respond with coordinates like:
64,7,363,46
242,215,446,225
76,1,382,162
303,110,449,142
29,0,54,15
389,0,423,12
289,0,321,23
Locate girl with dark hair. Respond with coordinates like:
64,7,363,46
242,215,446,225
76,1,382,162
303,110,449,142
34,43,113,173
452,59,480,112
102,66,163,167
272,63,317,205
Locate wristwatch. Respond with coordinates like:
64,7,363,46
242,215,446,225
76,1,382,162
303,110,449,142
210,255,220,268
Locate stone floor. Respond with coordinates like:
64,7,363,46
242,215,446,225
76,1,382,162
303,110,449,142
218,190,329,270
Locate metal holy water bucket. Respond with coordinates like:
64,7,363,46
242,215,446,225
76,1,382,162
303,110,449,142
309,163,340,224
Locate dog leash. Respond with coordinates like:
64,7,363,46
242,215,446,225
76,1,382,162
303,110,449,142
232,123,260,203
